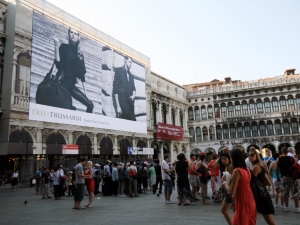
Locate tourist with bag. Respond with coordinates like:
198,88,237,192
52,166,64,200
248,148,276,225
127,161,138,197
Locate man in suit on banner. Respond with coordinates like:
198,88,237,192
113,56,136,121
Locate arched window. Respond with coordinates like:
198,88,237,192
235,101,241,116
180,111,183,127
188,107,194,121
282,119,290,134
237,123,243,138
228,102,234,117
249,100,256,114
251,121,258,137
223,124,229,139
201,105,207,120
195,106,200,120
189,127,195,142
242,100,248,115
209,126,215,140
76,135,92,154
171,108,175,125
259,121,266,136
100,137,113,154
203,126,208,141
196,127,202,142
296,94,300,110
230,124,236,139
214,104,220,118
207,105,213,119
244,122,251,137
275,119,282,135
216,125,222,140
267,120,274,136
257,99,263,113
291,118,299,134
264,98,271,113
15,53,31,95
221,103,227,117
152,103,157,125
287,95,295,111
279,96,287,111
272,97,279,112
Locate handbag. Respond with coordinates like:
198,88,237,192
35,62,75,110
250,172,268,200
130,168,137,179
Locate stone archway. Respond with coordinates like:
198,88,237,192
205,148,215,161
191,148,201,156
262,144,276,157
76,135,92,155
9,130,33,154
46,133,66,154
247,144,260,153
100,136,113,155
278,143,291,155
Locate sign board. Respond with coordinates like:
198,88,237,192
128,147,154,155
62,144,79,154
156,122,184,141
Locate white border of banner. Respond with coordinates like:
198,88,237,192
29,103,147,134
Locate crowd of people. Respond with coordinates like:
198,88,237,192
4,145,300,224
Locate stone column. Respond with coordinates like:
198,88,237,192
176,107,180,126
133,137,136,147
170,142,174,163
36,129,43,155
68,131,73,144
184,109,188,130
168,107,172,125
158,102,162,123
114,136,118,154
93,134,98,154
11,60,17,104
159,141,164,163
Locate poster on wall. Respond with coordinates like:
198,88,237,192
156,122,184,141
29,12,147,134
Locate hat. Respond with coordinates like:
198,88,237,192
143,161,148,165
69,171,73,174
126,162,130,166
95,163,100,167
106,160,111,164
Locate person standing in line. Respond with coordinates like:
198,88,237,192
276,147,299,212
153,160,163,194
93,164,100,196
127,161,138,197
249,148,276,225
118,163,126,197
124,163,130,195
67,171,74,197
148,163,156,192
74,158,88,210
222,149,257,225
41,167,52,199
188,153,201,200
11,169,19,192
52,166,64,200
111,162,119,196
102,160,112,196
162,154,175,204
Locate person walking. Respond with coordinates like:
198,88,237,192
153,160,163,194
148,163,156,192
11,169,19,192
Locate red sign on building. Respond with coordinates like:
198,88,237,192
156,123,184,141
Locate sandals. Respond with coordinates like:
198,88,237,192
76,207,86,210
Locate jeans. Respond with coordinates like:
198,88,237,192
164,180,173,195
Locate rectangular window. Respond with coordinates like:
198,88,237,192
242,104,248,115
216,129,222,140
237,127,243,138
264,102,271,113
257,103,263,113
221,106,227,117
291,122,299,134
223,129,229,139
245,126,251,137
208,108,213,119
196,128,202,142
267,124,274,136
235,105,241,116
296,98,300,110
228,106,234,117
280,100,287,111
272,101,279,112
249,103,256,114
16,65,30,96
288,99,295,111
188,111,193,121
275,124,282,135
215,107,220,118
195,109,200,120
283,123,290,134
230,128,236,139
252,126,258,137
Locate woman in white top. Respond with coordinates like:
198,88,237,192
52,167,64,200
11,169,19,192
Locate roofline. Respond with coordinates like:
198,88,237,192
151,71,185,89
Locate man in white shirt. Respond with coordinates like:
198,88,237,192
161,154,175,204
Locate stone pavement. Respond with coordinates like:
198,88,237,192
0,184,299,225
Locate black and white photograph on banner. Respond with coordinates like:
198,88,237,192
30,12,103,114
101,48,146,123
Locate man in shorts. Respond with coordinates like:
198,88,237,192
161,154,175,204
74,158,87,210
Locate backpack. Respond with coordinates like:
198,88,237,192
250,172,268,200
288,157,300,179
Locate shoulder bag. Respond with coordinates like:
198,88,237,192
250,172,268,200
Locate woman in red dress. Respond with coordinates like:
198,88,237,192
84,161,94,207
222,149,257,225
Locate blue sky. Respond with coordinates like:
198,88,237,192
47,0,300,85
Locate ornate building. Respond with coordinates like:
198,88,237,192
185,72,300,158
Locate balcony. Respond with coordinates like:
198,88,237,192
11,93,29,111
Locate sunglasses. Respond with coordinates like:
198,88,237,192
249,153,256,157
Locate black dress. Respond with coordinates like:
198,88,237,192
255,165,275,215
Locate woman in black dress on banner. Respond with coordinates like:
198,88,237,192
53,28,93,113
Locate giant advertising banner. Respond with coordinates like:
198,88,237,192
156,122,184,141
29,12,147,133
